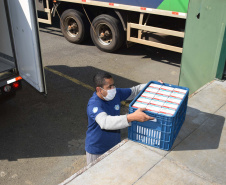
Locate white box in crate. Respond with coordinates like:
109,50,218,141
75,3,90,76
137,97,152,104
160,85,174,91
171,92,185,99
145,87,159,93
146,104,161,113
167,97,182,104
153,94,168,101
174,88,187,94
150,99,165,107
159,107,176,116
157,90,172,96
149,83,162,89
132,102,148,108
141,92,155,99
163,102,179,110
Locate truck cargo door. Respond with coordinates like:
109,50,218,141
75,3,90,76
5,0,47,94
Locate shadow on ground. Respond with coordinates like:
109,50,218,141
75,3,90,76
0,66,138,161
172,106,225,151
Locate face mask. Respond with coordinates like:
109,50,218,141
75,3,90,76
101,87,116,101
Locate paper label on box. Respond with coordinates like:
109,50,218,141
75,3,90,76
163,102,179,110
171,92,185,99
149,83,162,89
160,86,174,91
146,104,161,113
145,87,159,93
154,94,168,101
167,97,182,104
132,102,148,108
174,88,187,94
141,92,155,99
159,107,176,116
150,99,165,106
157,90,172,96
137,97,151,104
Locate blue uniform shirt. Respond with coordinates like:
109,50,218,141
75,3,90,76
85,88,131,154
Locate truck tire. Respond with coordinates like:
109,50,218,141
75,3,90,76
90,14,125,52
60,9,89,44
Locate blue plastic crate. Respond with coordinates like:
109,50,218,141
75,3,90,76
128,81,189,151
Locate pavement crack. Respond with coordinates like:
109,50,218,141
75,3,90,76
213,102,226,114
131,156,164,185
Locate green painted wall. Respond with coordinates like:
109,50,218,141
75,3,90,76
158,0,189,13
179,0,226,94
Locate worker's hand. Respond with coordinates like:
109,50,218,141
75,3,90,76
127,108,154,122
158,80,164,84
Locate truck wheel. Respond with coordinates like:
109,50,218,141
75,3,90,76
90,14,125,52
60,9,89,44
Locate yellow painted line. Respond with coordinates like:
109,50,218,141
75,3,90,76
45,67,95,91
45,67,130,107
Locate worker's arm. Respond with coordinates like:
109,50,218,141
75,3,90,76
96,112,129,130
126,84,147,100
96,108,154,130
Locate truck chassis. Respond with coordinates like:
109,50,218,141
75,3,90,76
37,0,188,53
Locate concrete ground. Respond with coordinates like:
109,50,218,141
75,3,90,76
61,80,226,185
0,17,182,185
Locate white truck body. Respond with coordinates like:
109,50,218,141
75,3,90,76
0,0,46,99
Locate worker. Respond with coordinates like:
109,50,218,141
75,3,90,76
85,72,162,165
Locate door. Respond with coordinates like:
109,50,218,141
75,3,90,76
4,0,47,94
179,0,226,94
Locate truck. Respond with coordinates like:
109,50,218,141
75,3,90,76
36,0,189,53
0,0,46,101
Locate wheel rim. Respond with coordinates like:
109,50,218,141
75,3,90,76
64,17,79,37
96,23,112,46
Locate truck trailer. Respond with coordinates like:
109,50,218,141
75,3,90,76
37,0,189,53
0,0,46,101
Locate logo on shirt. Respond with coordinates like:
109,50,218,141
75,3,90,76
114,104,120,110
93,107,98,113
